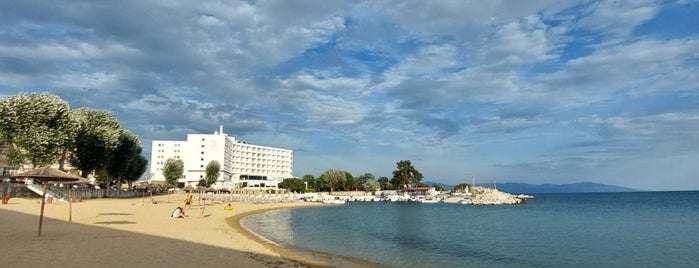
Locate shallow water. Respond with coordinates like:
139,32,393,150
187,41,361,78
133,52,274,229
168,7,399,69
242,191,699,267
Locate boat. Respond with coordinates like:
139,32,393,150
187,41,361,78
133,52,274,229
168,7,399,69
322,197,346,204
418,198,440,204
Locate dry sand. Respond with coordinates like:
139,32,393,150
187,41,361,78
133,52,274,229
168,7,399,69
0,193,380,268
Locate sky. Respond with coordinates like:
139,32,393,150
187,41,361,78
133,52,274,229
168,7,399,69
1,0,698,191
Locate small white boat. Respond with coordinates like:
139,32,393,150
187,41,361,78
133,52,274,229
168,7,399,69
418,198,440,204
322,197,346,204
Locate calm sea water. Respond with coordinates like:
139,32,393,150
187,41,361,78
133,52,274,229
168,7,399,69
241,191,699,267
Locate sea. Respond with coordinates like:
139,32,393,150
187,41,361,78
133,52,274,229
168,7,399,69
240,191,699,267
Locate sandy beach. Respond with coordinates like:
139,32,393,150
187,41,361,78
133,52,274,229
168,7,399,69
0,193,378,268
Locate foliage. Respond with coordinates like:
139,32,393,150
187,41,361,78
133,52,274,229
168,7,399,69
357,173,375,188
390,160,423,189
162,158,184,186
344,171,358,191
70,108,122,177
0,92,77,167
301,174,317,191
106,130,146,184
377,177,390,190
320,169,346,192
205,160,221,187
0,92,147,185
453,183,471,192
433,183,447,192
363,179,381,194
125,154,148,183
278,178,305,192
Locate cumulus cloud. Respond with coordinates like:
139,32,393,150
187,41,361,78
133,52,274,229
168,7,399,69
1,0,697,190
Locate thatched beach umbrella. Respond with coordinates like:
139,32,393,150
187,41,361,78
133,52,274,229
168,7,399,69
12,166,87,236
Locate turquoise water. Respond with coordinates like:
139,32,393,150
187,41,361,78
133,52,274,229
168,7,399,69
241,191,699,267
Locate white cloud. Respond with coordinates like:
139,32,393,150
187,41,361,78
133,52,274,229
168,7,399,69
2,0,698,190
576,0,661,40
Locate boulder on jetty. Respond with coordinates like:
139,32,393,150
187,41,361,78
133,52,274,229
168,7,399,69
465,186,531,205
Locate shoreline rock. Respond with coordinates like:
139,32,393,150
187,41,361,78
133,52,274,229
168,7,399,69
465,186,532,205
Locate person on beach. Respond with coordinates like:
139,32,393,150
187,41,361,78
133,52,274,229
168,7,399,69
183,194,193,210
224,203,233,210
171,207,187,218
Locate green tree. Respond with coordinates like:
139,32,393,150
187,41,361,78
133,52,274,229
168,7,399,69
0,92,77,168
320,169,345,193
391,160,423,189
377,176,390,190
301,174,316,191
357,173,375,189
162,158,184,186
453,183,471,192
433,183,447,192
363,179,381,194
205,160,221,187
70,108,122,178
344,171,357,191
278,178,305,192
106,130,145,185
125,154,148,184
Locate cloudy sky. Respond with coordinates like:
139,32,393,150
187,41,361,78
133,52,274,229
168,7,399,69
1,0,698,190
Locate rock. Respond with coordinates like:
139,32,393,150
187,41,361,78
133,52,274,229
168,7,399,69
468,187,529,205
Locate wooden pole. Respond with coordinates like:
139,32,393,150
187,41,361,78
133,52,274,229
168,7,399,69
69,186,73,222
38,182,48,237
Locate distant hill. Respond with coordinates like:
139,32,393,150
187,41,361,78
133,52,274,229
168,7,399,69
492,182,640,194
424,181,639,193
423,181,454,190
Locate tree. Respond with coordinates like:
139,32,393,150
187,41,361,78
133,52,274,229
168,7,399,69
106,130,145,185
205,160,221,187
377,176,390,190
391,160,423,189
320,169,345,193
124,154,148,184
344,171,357,191
433,183,447,192
0,92,77,168
162,158,184,186
278,178,305,192
363,179,381,194
70,108,122,178
453,183,471,192
301,174,316,192
357,173,375,188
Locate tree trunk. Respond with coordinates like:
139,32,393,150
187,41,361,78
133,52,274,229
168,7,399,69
58,149,67,171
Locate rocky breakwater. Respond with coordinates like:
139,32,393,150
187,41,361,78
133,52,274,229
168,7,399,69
465,186,532,205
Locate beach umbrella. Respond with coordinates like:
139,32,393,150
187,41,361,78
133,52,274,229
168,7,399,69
12,166,88,236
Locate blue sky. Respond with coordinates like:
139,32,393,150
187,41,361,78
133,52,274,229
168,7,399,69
1,0,697,190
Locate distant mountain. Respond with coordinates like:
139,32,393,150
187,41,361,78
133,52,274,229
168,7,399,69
423,181,454,190
493,182,640,194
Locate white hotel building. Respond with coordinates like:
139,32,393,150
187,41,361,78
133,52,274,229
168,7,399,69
149,126,293,190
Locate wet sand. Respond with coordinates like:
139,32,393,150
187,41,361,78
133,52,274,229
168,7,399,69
0,193,382,268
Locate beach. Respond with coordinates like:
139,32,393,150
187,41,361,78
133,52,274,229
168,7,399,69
0,193,375,268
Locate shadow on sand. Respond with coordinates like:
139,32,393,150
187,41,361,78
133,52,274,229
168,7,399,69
0,209,310,268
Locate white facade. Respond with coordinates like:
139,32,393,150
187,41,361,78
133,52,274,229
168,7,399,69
149,126,293,190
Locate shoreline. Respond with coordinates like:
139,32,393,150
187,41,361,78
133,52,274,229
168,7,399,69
227,206,388,268
0,193,384,268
